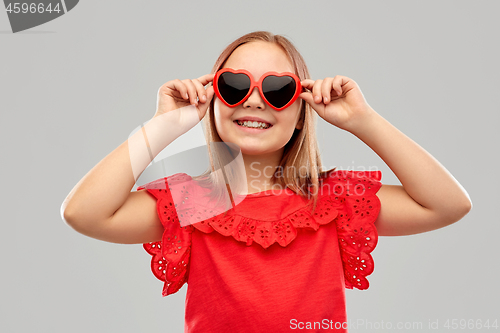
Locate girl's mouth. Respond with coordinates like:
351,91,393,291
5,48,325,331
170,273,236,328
235,120,272,130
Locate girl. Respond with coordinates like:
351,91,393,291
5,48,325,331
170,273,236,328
62,31,472,332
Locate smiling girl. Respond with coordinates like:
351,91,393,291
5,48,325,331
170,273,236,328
62,31,472,332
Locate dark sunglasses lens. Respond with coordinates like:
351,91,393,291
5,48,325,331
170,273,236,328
262,75,297,109
218,72,251,105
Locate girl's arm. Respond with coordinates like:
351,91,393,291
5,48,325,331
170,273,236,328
351,111,471,236
61,75,214,244
301,76,472,236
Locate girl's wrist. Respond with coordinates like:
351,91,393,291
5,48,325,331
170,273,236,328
349,109,392,149
343,106,380,136
150,105,200,133
128,105,200,181
147,105,199,147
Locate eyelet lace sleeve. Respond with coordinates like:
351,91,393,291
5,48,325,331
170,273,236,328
324,170,382,290
137,173,193,297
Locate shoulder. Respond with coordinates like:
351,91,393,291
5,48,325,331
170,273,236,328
137,173,193,191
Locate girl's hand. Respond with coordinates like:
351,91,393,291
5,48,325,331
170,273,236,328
153,74,215,120
300,75,375,133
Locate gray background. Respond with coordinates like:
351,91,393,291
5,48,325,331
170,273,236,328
1,1,499,332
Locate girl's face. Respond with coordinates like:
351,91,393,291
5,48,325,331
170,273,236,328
214,41,303,157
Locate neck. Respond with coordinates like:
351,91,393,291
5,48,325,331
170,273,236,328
242,149,284,194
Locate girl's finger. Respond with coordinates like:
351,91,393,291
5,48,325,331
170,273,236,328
205,85,215,102
300,79,315,89
167,79,189,100
299,91,325,118
299,91,315,106
321,77,335,104
312,79,323,104
197,73,215,86
192,79,208,103
196,85,215,120
182,79,199,106
332,75,345,96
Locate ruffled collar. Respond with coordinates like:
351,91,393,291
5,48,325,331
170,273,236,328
190,189,342,249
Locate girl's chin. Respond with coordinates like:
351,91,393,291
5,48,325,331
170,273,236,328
216,138,269,156
240,149,271,156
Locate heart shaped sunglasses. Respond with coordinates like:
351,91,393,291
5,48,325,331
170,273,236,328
213,68,302,111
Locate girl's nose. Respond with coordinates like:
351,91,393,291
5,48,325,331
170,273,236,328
242,87,266,110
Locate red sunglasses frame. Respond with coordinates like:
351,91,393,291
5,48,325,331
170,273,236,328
213,68,302,111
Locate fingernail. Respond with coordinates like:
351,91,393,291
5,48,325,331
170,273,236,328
324,97,328,103
314,96,321,103
201,95,206,102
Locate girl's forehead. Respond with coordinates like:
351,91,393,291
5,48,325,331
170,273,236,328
223,41,295,76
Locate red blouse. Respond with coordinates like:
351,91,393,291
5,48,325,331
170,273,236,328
138,170,382,332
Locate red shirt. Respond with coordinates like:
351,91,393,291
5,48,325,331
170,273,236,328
138,170,382,332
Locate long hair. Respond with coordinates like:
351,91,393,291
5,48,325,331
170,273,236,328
195,31,325,208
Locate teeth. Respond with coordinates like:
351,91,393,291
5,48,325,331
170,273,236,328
237,120,270,129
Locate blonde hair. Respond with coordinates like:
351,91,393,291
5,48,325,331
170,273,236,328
196,31,325,207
